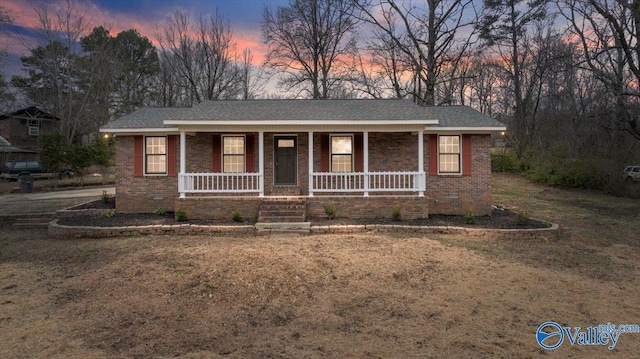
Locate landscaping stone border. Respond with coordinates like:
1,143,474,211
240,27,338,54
310,221,560,241
48,219,255,239
48,219,560,240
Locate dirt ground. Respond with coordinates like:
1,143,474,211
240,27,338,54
1,174,639,358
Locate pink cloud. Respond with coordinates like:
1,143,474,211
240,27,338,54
2,0,269,68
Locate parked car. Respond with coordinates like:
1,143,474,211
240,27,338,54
0,160,73,180
623,165,640,183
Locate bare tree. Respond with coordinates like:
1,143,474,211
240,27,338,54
356,0,477,105
477,0,550,157
150,53,192,107
11,0,96,142
262,0,359,99
239,48,267,100
560,0,640,141
352,12,413,99
156,9,240,104
0,5,16,112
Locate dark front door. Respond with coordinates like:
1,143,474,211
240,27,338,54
274,136,297,185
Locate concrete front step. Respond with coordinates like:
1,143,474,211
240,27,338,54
255,222,310,230
259,205,306,210
255,222,311,236
258,216,306,223
259,210,305,217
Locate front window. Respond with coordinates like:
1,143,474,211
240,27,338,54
145,136,167,174
331,135,353,172
439,135,461,174
223,136,245,173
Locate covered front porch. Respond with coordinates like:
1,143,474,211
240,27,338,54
175,130,428,199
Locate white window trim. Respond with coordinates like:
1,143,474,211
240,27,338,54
144,135,168,176
437,134,462,175
28,126,39,136
222,134,246,173
330,134,354,173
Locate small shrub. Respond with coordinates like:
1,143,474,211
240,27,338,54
101,190,111,204
175,209,188,222
543,220,552,228
392,204,402,221
105,209,115,218
516,212,529,226
324,204,337,220
152,207,165,215
232,209,243,222
464,207,476,224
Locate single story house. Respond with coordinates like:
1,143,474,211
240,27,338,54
100,99,506,220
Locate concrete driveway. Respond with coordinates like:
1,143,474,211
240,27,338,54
0,186,115,215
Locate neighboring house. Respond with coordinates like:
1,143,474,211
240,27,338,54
100,99,506,220
0,107,60,152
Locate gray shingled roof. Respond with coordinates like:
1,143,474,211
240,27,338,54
422,105,504,127
101,99,504,129
0,134,35,153
0,134,10,146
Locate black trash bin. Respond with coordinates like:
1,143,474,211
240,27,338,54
18,175,34,193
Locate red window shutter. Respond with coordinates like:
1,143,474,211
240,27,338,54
167,135,177,177
245,134,255,172
429,134,438,175
353,133,363,172
320,134,329,172
462,134,472,175
212,134,221,172
133,135,143,177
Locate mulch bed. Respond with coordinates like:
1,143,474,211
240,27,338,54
312,208,548,229
59,200,548,229
71,198,116,210
58,212,255,227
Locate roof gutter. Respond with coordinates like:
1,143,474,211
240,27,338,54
163,119,440,126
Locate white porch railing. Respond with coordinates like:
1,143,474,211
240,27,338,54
179,173,262,193
311,171,425,193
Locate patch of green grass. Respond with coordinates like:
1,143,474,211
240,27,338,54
492,173,640,247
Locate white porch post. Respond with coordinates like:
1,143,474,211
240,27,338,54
363,131,369,197
259,131,264,197
308,131,314,197
179,130,186,199
418,130,424,197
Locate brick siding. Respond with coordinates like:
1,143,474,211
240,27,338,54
425,134,492,215
115,136,178,213
114,132,494,217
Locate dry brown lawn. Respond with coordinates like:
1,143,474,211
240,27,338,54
1,173,639,358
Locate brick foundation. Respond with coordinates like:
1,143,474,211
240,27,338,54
307,196,429,220
174,197,262,220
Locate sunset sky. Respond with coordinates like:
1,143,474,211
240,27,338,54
2,0,290,76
